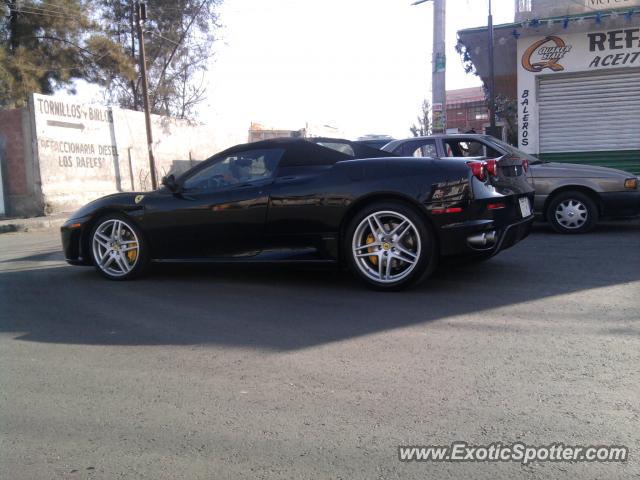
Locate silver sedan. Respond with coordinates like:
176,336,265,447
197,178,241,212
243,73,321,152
382,135,640,234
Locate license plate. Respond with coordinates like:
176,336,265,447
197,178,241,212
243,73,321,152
519,197,531,218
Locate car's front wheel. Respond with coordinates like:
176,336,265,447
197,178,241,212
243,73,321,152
90,214,149,280
547,191,598,234
345,202,437,290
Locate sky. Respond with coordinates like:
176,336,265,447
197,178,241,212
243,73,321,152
201,0,516,147
72,0,516,148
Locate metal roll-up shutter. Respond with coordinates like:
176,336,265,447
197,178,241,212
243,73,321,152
538,69,640,173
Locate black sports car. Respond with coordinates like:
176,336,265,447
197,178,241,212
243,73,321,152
61,137,534,290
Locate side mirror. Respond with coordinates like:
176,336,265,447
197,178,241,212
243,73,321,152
161,174,179,193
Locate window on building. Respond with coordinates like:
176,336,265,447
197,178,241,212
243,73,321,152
518,0,532,13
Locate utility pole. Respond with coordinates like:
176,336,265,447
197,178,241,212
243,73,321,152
431,0,446,134
413,0,446,134
130,1,138,111
135,1,158,190
487,0,498,137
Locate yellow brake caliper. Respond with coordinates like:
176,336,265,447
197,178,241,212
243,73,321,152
366,233,378,266
126,239,138,263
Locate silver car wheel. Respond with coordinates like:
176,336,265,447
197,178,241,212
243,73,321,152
352,210,422,284
92,219,140,277
555,199,588,230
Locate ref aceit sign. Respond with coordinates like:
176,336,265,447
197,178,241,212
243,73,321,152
520,29,640,73
587,28,640,67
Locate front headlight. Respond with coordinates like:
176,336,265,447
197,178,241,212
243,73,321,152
624,178,638,190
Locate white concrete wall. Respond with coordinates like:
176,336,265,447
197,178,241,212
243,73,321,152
31,93,222,213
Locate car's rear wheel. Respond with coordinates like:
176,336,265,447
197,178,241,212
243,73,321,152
547,191,598,234
90,214,149,280
345,202,436,290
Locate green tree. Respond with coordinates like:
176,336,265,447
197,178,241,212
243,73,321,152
495,94,518,146
98,0,222,118
410,99,431,137
0,0,134,109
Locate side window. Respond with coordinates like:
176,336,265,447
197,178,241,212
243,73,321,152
183,148,284,192
459,140,485,157
316,141,355,156
444,140,500,158
483,143,501,158
444,142,457,157
409,141,437,158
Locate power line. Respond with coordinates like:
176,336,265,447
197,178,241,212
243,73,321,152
31,0,83,16
146,30,181,46
10,7,84,21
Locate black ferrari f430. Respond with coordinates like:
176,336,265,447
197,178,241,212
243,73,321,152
61,137,534,290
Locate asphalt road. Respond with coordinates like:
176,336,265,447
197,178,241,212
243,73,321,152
1,221,639,479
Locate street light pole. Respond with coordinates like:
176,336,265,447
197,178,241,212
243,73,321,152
135,1,158,190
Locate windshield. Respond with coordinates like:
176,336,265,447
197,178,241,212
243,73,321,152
485,138,544,164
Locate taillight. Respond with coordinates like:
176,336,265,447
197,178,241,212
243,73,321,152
487,202,506,210
485,159,498,177
431,207,463,215
467,161,487,182
512,157,529,172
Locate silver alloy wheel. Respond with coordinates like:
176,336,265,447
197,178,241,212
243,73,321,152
92,219,140,277
555,199,588,230
352,210,422,284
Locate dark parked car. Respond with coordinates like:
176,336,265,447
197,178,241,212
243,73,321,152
61,137,534,290
383,135,640,234
353,137,395,149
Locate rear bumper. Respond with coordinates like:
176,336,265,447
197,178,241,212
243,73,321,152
600,191,640,218
438,208,534,258
494,215,534,252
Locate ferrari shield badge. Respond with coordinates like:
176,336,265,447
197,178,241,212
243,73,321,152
135,195,144,204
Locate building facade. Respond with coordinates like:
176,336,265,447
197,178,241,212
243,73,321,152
458,0,640,174
516,0,640,22
445,87,489,133
517,20,639,173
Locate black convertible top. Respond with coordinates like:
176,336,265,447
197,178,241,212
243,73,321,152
216,137,394,167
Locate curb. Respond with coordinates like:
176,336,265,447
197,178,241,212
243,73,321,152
0,217,66,234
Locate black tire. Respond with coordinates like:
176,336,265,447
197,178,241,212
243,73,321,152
344,201,437,291
89,213,150,280
546,191,598,234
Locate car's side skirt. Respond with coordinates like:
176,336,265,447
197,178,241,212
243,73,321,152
152,247,339,265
